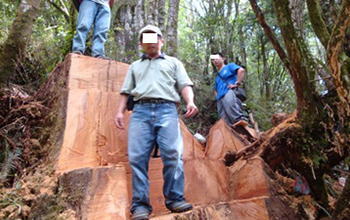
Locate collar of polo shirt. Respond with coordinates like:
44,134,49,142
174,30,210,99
141,52,166,61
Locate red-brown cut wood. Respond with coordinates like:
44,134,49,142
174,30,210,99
55,54,301,220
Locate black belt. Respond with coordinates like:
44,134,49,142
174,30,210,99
135,98,173,104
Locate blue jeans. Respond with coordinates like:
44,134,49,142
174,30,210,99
128,102,186,213
72,0,111,57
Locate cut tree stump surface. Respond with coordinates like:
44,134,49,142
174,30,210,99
55,54,301,219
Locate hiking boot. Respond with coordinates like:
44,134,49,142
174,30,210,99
131,208,150,220
72,51,83,55
166,201,193,213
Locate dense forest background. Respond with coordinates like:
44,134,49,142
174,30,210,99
1,0,350,219
0,0,300,133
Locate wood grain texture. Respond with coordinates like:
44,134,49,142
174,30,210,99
55,54,300,219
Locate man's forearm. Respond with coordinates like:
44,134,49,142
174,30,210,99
180,86,195,104
117,94,128,114
236,68,245,84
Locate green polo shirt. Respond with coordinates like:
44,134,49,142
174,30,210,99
120,53,193,103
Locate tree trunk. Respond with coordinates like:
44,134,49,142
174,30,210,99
260,35,270,100
249,0,350,212
166,0,180,56
306,0,330,48
147,0,157,25
289,0,305,39
0,0,41,88
113,0,143,63
134,0,145,36
234,0,248,75
273,0,320,118
158,0,166,33
326,0,350,117
320,0,337,33
113,0,167,62
304,0,335,91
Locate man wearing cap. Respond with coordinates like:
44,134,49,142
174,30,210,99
72,0,114,59
114,25,198,220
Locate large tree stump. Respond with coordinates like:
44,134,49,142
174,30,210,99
54,54,301,219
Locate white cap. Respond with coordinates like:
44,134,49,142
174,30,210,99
139,25,163,39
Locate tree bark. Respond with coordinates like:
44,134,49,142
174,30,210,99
306,0,330,48
113,0,142,63
260,35,270,100
0,0,41,88
273,0,321,118
158,0,166,33
134,0,145,33
113,0,168,62
326,0,350,117
289,0,305,39
166,0,180,56
320,0,337,33
303,0,335,91
147,0,157,25
234,0,248,74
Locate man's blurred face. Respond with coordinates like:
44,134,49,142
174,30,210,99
140,32,164,56
211,55,225,67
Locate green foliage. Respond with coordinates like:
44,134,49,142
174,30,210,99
176,0,297,132
0,1,19,45
0,139,22,185
29,1,76,73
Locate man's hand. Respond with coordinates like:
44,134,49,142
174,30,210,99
114,112,125,129
228,83,239,89
180,86,198,117
184,102,198,118
114,94,128,129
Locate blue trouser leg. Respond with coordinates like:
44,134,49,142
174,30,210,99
72,0,97,54
128,104,155,214
91,4,111,57
156,109,185,206
128,102,186,213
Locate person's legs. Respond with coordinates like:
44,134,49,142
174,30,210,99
155,102,192,212
218,89,247,125
72,0,97,54
217,97,231,125
91,4,111,57
128,104,155,215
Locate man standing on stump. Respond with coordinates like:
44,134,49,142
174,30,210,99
115,25,198,220
72,0,114,59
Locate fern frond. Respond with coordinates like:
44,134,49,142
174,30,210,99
0,140,22,183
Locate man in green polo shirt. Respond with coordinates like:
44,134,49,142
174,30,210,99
115,25,198,220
